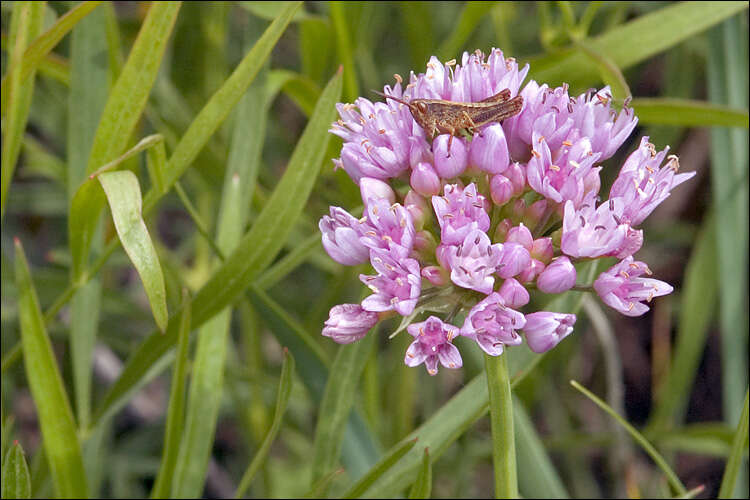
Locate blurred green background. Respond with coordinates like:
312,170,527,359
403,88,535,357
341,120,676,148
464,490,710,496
1,1,748,498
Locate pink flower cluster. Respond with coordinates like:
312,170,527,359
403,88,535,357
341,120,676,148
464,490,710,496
320,49,693,375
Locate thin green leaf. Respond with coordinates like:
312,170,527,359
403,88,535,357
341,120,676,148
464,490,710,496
1,441,31,499
304,469,344,499
1,1,101,112
329,1,358,102
67,3,109,433
407,448,432,499
239,1,309,22
718,390,750,498
343,438,419,499
514,398,569,499
312,333,377,485
22,135,66,185
68,1,180,281
573,39,631,100
676,485,707,499
92,67,341,430
647,220,718,431
254,233,322,290
530,2,749,88
234,349,295,498
299,17,334,85
1,1,45,219
98,171,168,331
631,98,749,128
437,1,494,60
398,2,434,69
146,141,168,195
570,380,687,495
151,290,191,499
14,239,88,498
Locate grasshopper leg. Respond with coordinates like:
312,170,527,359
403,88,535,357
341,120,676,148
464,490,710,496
462,111,481,137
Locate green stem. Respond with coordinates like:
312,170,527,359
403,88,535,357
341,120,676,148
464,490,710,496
485,351,518,498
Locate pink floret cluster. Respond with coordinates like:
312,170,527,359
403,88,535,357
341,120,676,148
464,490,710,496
320,48,693,375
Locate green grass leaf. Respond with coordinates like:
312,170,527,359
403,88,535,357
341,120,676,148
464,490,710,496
631,98,749,128
69,1,180,281
570,380,687,496
150,290,191,499
407,448,432,500
1,1,45,219
719,390,750,498
329,1,358,102
235,349,295,498
530,2,749,88
91,67,341,430
343,437,419,498
311,332,376,486
1,441,31,499
437,1,495,60
0,1,101,113
98,171,168,332
14,239,88,498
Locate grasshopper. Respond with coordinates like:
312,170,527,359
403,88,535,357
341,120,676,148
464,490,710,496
372,88,523,155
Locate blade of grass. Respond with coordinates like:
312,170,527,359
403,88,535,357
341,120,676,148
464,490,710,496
171,70,269,498
1,1,45,219
234,349,295,498
67,2,109,433
150,290,191,499
311,332,377,486
514,398,569,499
329,1,358,102
573,39,630,100
69,1,180,281
530,2,749,88
570,380,687,495
14,239,88,498
485,352,518,498
647,219,718,431
437,1,495,60
305,469,344,498
407,448,432,499
1,441,31,499
631,98,749,128
718,390,750,498
98,170,168,331
91,67,340,430
0,1,102,111
343,438,419,498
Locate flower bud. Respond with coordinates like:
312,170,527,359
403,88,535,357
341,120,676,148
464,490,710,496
360,177,395,206
422,265,449,286
490,174,514,206
526,199,548,227
531,237,554,264
522,312,576,353
518,258,545,283
322,304,379,344
505,161,526,194
410,162,441,196
493,218,513,242
414,230,438,255
469,123,510,174
433,135,468,179
536,256,577,293
319,207,370,265
498,278,530,308
404,189,429,229
506,223,533,251
497,242,532,279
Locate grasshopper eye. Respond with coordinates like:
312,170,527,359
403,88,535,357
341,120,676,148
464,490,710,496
417,102,428,113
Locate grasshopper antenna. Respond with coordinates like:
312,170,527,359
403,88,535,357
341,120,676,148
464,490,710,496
371,89,412,107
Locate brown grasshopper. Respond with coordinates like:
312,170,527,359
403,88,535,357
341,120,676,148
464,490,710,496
372,88,523,155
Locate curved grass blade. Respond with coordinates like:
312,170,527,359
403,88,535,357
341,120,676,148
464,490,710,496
311,332,377,487
69,1,180,281
407,448,432,499
718,390,750,498
304,468,344,499
1,1,45,219
329,1,358,102
531,2,749,88
631,98,749,128
1,441,31,499
14,239,88,498
92,68,341,428
574,39,630,100
235,349,295,498
0,1,102,112
570,380,687,495
343,438,419,499
150,290,191,499
98,170,168,331
437,1,495,60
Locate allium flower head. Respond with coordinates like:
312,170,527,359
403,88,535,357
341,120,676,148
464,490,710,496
320,48,692,374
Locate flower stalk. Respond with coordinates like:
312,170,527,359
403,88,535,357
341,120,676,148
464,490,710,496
485,351,518,499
